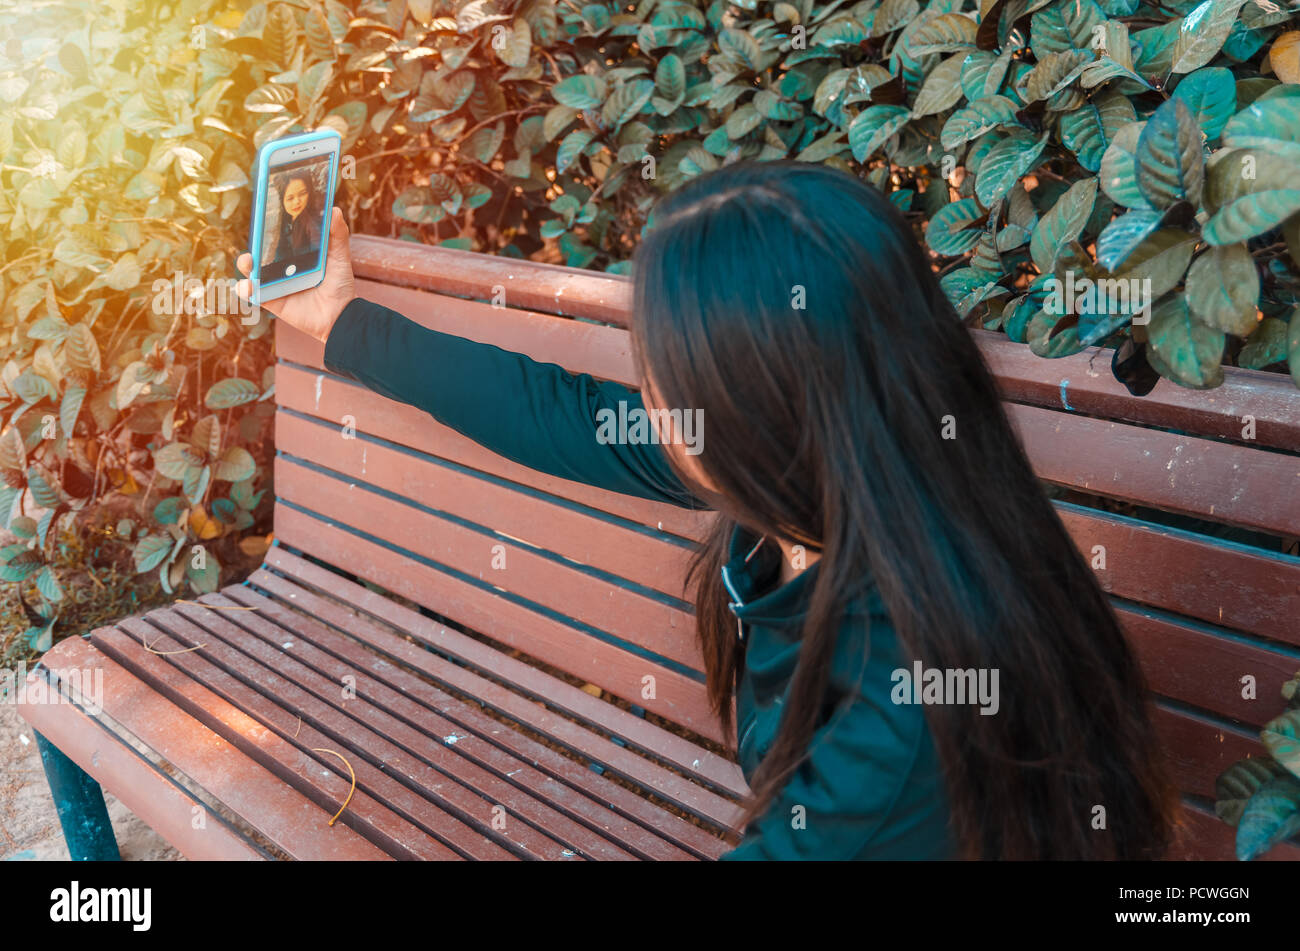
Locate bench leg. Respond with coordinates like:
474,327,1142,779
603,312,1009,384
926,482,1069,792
32,730,121,861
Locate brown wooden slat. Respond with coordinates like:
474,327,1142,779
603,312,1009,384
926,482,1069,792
163,596,629,861
976,328,1300,452
1060,504,1300,645
212,584,724,859
120,609,560,860
19,638,269,861
275,410,698,601
1154,704,1265,799
351,234,634,325
275,361,711,541
1127,608,1300,727
271,502,730,748
92,622,469,860
244,568,741,841
274,455,698,671
1009,403,1300,537
31,635,390,861
350,236,1300,452
261,546,748,805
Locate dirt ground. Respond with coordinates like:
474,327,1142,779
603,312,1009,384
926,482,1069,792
0,694,180,861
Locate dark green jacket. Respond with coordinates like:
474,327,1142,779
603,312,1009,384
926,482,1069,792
322,296,954,860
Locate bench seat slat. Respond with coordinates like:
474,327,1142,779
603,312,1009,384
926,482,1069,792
20,637,278,861
162,596,643,861
215,584,724,859
117,610,556,859
261,547,749,806
93,623,473,860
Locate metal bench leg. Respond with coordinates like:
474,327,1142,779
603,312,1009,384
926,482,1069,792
32,730,121,861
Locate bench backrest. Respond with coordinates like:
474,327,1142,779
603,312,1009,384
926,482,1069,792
274,234,1300,856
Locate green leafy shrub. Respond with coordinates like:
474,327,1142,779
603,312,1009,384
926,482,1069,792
2,0,1298,655
1217,670,1300,859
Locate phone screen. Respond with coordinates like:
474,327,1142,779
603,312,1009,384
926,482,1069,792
258,153,333,284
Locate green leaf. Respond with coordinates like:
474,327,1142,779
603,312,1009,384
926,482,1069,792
133,533,173,573
264,2,299,68
1217,757,1289,827
497,18,532,68
1185,244,1260,335
1204,187,1300,246
1221,92,1300,156
186,553,221,595
553,75,607,109
1171,0,1251,74
1146,292,1225,389
1019,48,1092,103
655,54,686,102
244,83,296,114
1059,90,1136,173
848,105,912,161
909,13,979,55
1135,98,1204,210
940,95,1020,150
603,79,655,129
204,378,262,410
1030,177,1099,274
557,129,595,174
213,447,256,483
1096,209,1162,272
912,53,966,116
927,198,987,256
1027,307,1085,358
35,565,62,602
1099,121,1150,209
1239,317,1288,369
1236,774,1300,860
1112,229,1198,301
26,468,61,509
1171,66,1236,140
976,129,1048,206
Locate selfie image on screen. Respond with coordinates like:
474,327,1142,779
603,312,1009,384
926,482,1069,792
258,155,331,283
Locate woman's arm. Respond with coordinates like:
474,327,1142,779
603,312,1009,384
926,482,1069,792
322,296,703,509
238,209,704,510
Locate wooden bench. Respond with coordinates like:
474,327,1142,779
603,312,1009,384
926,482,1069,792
19,234,1300,860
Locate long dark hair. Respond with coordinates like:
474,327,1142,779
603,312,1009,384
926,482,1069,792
629,160,1177,860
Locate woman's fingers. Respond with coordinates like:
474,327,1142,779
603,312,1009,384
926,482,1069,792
236,252,252,276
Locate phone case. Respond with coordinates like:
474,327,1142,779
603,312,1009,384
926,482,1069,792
248,129,342,304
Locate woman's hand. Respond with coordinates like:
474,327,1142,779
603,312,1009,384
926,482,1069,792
236,206,355,345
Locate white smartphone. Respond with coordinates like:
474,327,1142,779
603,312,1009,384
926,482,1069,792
247,130,341,303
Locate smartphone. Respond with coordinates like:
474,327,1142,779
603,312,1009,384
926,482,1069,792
248,129,341,304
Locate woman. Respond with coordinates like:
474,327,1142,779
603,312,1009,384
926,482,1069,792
237,161,1177,860
274,171,322,263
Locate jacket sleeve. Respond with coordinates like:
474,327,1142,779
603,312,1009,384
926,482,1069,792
321,295,705,510
719,678,941,860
